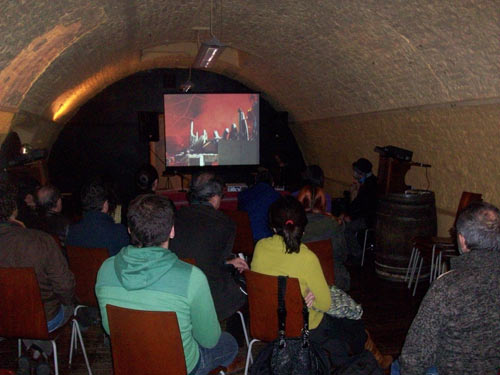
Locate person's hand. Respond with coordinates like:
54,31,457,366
304,289,316,308
226,258,249,273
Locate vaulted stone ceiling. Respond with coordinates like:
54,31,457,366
1,0,499,127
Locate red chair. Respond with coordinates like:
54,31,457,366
304,239,335,286
243,270,304,375
223,210,255,256
0,267,82,375
106,305,188,375
66,245,109,373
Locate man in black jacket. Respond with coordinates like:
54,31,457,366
398,201,500,375
170,173,248,321
344,158,378,259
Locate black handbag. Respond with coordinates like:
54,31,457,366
250,276,330,375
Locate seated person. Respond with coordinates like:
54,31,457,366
14,175,41,228
251,196,367,368
95,194,238,375
170,173,248,322
0,180,75,364
238,168,280,242
344,158,378,259
396,202,500,375
66,180,129,256
35,184,71,245
293,165,332,213
297,185,351,291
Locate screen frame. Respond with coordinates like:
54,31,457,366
162,92,261,171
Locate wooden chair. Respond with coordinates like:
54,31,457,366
0,267,86,375
106,305,188,375
304,239,335,286
243,270,304,375
66,245,109,373
180,258,250,350
407,192,482,295
223,210,255,256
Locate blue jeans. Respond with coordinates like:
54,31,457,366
391,359,438,375
189,332,238,375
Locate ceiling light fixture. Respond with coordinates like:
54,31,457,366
192,0,225,69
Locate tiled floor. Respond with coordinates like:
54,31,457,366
0,252,427,374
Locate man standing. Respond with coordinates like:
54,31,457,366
66,181,129,256
95,194,237,374
0,181,75,370
344,158,378,259
398,201,500,375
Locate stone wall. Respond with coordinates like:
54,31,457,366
291,101,500,236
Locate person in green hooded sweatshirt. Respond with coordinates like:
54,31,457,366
95,194,238,374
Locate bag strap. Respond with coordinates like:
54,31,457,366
277,276,287,338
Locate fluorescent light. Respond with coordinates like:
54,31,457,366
193,36,225,68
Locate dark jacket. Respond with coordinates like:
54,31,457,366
238,183,280,242
66,211,129,256
170,203,246,320
400,250,500,375
349,174,378,225
36,211,71,244
0,222,75,320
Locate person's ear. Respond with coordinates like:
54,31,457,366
458,233,469,253
102,200,109,213
169,225,175,239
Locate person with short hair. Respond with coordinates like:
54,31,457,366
0,180,75,364
397,201,500,375
66,180,129,256
344,158,378,260
238,168,280,242
35,184,71,244
170,172,248,322
95,194,238,374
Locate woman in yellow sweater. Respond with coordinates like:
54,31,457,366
251,196,367,368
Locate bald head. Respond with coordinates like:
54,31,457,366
36,185,62,213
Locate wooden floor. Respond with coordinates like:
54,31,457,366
0,252,428,374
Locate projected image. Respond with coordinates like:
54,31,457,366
164,93,259,167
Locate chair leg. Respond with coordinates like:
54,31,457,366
429,245,436,284
51,340,59,375
74,319,93,375
69,320,76,366
413,257,423,297
405,247,416,282
408,250,419,289
236,311,250,348
244,339,260,375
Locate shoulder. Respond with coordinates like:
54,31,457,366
299,243,320,262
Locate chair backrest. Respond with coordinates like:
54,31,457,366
66,245,109,307
244,270,303,342
106,305,187,375
453,192,482,228
0,267,49,340
223,210,255,256
304,239,335,286
181,258,196,265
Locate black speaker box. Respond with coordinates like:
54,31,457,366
138,112,160,142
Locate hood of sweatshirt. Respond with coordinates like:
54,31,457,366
114,245,178,291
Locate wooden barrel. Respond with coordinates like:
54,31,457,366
375,190,437,282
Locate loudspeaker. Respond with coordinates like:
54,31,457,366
138,112,160,142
